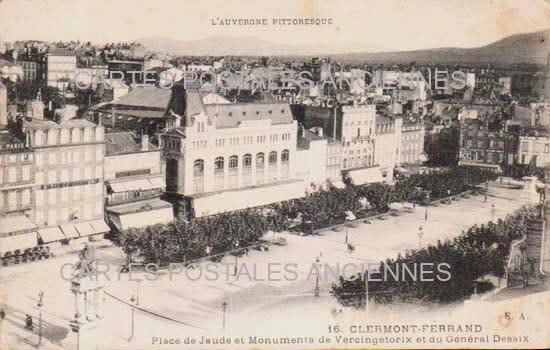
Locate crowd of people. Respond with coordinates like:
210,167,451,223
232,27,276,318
118,166,498,266
330,205,538,307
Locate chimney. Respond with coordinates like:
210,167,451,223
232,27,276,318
141,134,149,151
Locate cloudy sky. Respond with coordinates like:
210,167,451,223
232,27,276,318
1,0,550,51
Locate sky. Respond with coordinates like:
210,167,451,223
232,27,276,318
1,0,550,52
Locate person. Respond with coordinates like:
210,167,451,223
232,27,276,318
0,308,5,321
25,314,33,331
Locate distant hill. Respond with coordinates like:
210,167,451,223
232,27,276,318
138,29,550,65
328,29,550,65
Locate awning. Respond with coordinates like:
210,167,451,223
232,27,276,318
348,167,385,185
74,222,95,237
0,232,38,253
89,219,110,234
109,182,127,193
38,227,66,243
0,215,37,235
330,180,346,189
192,180,306,217
60,224,80,238
123,179,154,191
148,177,165,189
118,207,174,230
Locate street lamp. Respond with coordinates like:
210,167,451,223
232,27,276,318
345,220,349,244
128,295,136,342
418,226,424,250
491,204,496,222
314,256,320,297
484,180,488,203
221,302,227,329
233,241,240,276
136,279,142,306
425,191,430,221
37,291,44,347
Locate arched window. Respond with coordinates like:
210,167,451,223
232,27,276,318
256,153,265,185
243,154,252,185
281,149,289,162
269,151,277,164
193,159,204,193
214,157,224,171
193,159,204,174
256,153,265,167
229,155,238,169
281,150,290,179
214,157,225,190
243,154,252,167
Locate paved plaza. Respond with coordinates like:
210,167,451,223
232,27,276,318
0,183,543,349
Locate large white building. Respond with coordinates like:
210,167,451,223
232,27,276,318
161,89,305,219
22,118,109,245
46,48,77,89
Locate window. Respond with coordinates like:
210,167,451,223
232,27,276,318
193,159,204,193
243,154,252,167
214,157,224,190
215,157,225,171
268,151,277,181
228,155,238,187
281,150,289,179
256,153,265,184
243,154,252,185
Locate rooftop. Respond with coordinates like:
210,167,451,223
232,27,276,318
23,118,96,130
111,87,172,110
105,132,158,156
205,102,294,128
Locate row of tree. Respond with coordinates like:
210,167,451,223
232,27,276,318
330,205,537,307
118,166,498,265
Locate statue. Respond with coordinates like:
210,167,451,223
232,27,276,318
72,245,97,279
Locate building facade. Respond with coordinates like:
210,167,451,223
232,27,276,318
400,119,426,167
161,89,305,219
46,49,77,89
104,132,173,232
0,130,38,255
22,118,109,244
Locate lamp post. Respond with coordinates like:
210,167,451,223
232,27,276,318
128,295,136,342
424,191,430,221
37,291,44,347
484,180,488,203
418,226,424,250
221,302,227,329
447,188,451,202
314,256,320,297
345,220,349,244
233,241,239,276
491,204,496,222
365,269,369,314
136,279,142,306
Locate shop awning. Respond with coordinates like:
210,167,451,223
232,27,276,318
74,222,95,237
109,182,127,193
89,219,110,234
0,232,38,253
123,179,154,191
192,179,305,217
0,215,37,235
118,206,174,230
38,227,66,243
348,167,384,185
148,177,165,189
60,224,80,238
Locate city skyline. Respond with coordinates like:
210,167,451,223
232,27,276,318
1,0,550,53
